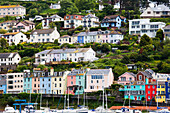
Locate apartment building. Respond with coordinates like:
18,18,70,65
83,14,99,29
6,73,24,94
129,19,166,37
0,5,26,18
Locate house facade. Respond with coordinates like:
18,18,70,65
140,4,170,18
163,25,170,39
2,32,28,45
155,81,166,103
35,48,98,65
165,78,170,101
83,14,99,29
13,20,35,32
50,2,61,9
0,75,6,94
85,68,114,92
29,27,60,43
0,5,26,17
0,20,18,31
101,15,126,28
67,69,86,95
118,72,136,85
136,71,153,84
6,73,24,94
58,35,74,44
145,83,157,101
64,15,84,29
129,19,166,38
0,53,21,72
40,73,52,94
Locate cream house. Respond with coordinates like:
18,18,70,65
0,20,18,31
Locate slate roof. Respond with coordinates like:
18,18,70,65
86,69,111,75
0,5,24,9
152,4,170,11
31,29,54,35
0,20,18,24
36,50,52,55
126,72,136,77
68,69,85,76
59,35,70,38
50,14,62,19
139,71,153,78
83,14,98,19
0,53,17,58
77,31,98,36
2,32,19,36
164,25,170,29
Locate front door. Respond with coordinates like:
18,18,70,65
135,96,137,100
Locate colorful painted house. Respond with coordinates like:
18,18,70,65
136,71,153,84
0,75,6,94
119,81,145,100
40,72,52,94
165,78,170,101
101,15,126,28
145,82,157,101
155,81,166,103
23,77,32,93
118,72,136,85
67,69,86,95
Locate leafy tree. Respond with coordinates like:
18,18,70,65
49,22,56,28
0,29,7,34
58,0,79,17
113,65,127,80
0,38,9,49
101,43,111,53
121,56,130,64
156,29,164,41
35,23,42,29
37,64,47,70
28,8,38,17
54,39,59,46
140,34,152,47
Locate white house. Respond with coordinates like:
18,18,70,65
0,20,18,31
29,27,60,43
83,14,99,29
29,15,43,22
163,25,170,39
129,19,166,37
64,15,84,29
58,35,78,45
1,32,28,45
50,2,61,9
108,31,124,44
50,14,64,22
140,4,170,18
0,53,21,72
34,47,98,65
6,73,24,94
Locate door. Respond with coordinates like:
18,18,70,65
135,96,137,100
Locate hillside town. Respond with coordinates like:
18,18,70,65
0,0,170,111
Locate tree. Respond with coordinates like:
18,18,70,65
101,43,111,53
37,64,47,70
58,0,79,17
35,23,42,29
49,22,56,28
28,8,38,17
54,39,59,46
140,34,152,47
156,29,164,41
121,56,130,64
0,38,9,49
0,29,7,34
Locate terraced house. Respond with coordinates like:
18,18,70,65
67,69,86,95
35,47,98,65
0,5,26,17
156,81,166,103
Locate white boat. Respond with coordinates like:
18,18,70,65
3,106,19,113
114,107,142,113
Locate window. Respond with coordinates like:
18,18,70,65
161,85,165,88
71,76,73,79
129,77,132,81
139,75,142,80
79,81,81,85
134,86,136,89
71,81,73,84
91,75,104,79
48,84,50,87
97,80,99,83
148,86,150,88
90,86,94,89
147,11,151,14
153,91,155,94
91,80,93,83
148,96,150,99
142,25,145,28
121,77,126,81
34,84,36,87
148,91,150,94
59,78,61,81
59,83,61,87
55,84,57,87
156,12,160,14
48,78,50,81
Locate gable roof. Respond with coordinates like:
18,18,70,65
164,25,170,29
0,20,18,24
68,69,86,76
31,29,54,35
152,4,170,11
50,14,63,19
59,35,70,38
86,69,111,75
77,31,98,36
2,32,19,36
83,14,98,19
0,5,24,9
0,53,18,58
138,71,153,78
17,20,35,26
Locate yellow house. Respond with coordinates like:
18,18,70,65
51,71,70,94
155,81,166,103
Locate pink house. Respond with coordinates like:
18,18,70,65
117,72,136,85
32,77,40,93
85,68,114,92
13,20,35,32
67,74,76,95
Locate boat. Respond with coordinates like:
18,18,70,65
3,105,19,113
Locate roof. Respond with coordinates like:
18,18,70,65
158,81,166,85
138,71,153,78
77,31,98,36
104,15,119,19
0,5,24,9
0,53,18,58
68,69,86,76
164,25,170,29
86,69,111,75
59,35,70,38
83,14,98,19
109,30,122,35
152,4,170,11
49,48,91,54
50,14,62,19
0,20,18,24
145,69,155,75
36,50,52,55
2,32,19,35
31,29,54,35
126,72,136,77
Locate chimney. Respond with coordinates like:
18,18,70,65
50,67,54,76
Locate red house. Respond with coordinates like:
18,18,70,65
136,71,153,84
145,83,157,101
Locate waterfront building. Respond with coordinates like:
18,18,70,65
6,73,24,94
155,81,166,103
136,71,153,84
145,82,157,101
67,69,86,95
129,19,166,38
85,68,114,92
165,78,170,101
0,5,26,18
40,72,51,94
118,72,136,85
0,75,6,94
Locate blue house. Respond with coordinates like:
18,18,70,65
23,77,32,93
165,78,170,100
101,15,126,28
119,81,145,100
40,73,51,94
0,76,6,94
77,36,84,43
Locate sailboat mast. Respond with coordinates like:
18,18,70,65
156,80,158,108
78,86,79,105
102,73,104,109
105,90,107,109
68,87,69,109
